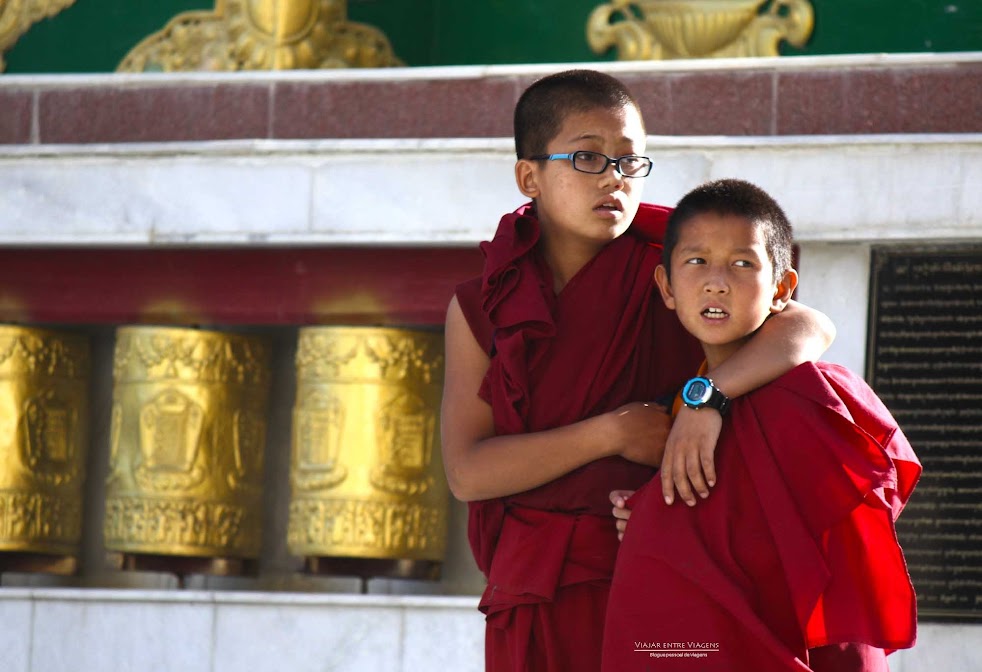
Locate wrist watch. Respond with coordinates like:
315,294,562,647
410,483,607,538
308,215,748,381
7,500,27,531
681,376,731,415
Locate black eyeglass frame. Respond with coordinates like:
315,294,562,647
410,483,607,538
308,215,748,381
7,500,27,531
527,151,653,178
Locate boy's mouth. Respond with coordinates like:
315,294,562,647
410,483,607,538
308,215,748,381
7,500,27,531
702,307,728,320
594,197,623,213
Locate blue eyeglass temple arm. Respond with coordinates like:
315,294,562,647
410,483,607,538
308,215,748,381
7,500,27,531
530,153,648,167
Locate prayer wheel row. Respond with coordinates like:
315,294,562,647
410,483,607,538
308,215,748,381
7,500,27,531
0,324,449,577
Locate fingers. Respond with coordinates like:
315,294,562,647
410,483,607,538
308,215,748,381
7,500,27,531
611,489,635,542
660,455,675,506
673,448,698,507
611,504,631,521
609,489,635,508
660,407,723,506
686,447,711,502
701,444,717,489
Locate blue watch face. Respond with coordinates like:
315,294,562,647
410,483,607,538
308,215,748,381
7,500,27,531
686,380,708,401
684,377,711,404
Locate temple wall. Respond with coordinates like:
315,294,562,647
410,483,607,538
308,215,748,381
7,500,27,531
5,0,981,72
3,54,981,144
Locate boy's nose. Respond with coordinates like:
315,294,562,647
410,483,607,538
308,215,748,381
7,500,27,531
599,164,625,188
703,274,729,293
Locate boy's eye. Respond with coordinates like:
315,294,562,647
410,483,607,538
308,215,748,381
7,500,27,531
684,257,705,265
734,260,754,268
573,151,605,169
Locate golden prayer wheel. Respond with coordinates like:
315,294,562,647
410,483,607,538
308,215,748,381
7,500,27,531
0,325,89,568
104,326,270,566
288,326,449,580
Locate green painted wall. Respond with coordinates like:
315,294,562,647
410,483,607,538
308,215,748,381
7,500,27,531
5,0,982,73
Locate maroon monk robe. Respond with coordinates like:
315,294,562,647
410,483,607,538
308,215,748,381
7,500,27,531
455,203,703,672
602,362,921,672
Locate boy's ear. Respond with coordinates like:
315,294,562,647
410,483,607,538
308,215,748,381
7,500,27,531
770,268,799,314
654,265,676,310
515,159,540,199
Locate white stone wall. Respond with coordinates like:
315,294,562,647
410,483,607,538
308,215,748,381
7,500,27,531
0,589,976,672
0,589,485,672
2,134,979,247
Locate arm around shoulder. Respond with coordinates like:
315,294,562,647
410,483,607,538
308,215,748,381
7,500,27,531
658,300,835,507
710,299,835,398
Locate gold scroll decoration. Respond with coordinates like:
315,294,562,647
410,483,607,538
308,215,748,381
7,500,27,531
117,0,402,72
0,0,76,72
287,326,449,577
0,325,89,556
588,0,814,60
104,326,270,559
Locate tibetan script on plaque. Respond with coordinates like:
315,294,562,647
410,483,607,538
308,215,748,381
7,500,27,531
867,246,982,621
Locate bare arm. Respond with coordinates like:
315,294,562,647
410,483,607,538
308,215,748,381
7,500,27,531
441,296,671,502
660,299,835,505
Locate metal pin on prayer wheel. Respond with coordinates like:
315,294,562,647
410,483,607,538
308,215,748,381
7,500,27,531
104,326,270,577
288,326,449,581
0,325,89,575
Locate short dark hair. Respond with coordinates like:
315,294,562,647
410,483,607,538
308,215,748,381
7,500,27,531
514,69,643,160
663,179,794,281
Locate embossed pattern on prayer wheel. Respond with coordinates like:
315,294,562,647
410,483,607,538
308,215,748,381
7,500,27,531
104,326,270,559
0,326,89,556
287,327,448,571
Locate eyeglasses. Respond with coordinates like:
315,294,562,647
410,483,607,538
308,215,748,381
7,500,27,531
528,151,653,178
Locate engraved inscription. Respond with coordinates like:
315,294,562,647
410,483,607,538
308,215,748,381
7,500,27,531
104,497,255,551
0,490,82,544
868,248,982,620
288,498,445,555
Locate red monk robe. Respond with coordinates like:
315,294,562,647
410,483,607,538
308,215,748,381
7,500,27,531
455,203,704,672
602,361,921,672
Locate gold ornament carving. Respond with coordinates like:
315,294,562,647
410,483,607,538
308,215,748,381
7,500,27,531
0,0,76,72
372,390,435,497
135,388,207,493
588,0,814,60
118,0,402,72
0,325,88,555
288,326,449,565
292,389,348,491
104,326,271,559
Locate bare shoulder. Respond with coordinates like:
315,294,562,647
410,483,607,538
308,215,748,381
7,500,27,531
444,294,489,376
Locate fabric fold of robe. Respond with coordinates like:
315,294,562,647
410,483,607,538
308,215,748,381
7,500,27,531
601,362,921,671
454,203,704,671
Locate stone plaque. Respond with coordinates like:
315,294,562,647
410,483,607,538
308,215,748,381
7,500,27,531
867,246,982,621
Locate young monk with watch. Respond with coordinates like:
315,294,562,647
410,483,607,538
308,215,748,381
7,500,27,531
602,179,919,671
